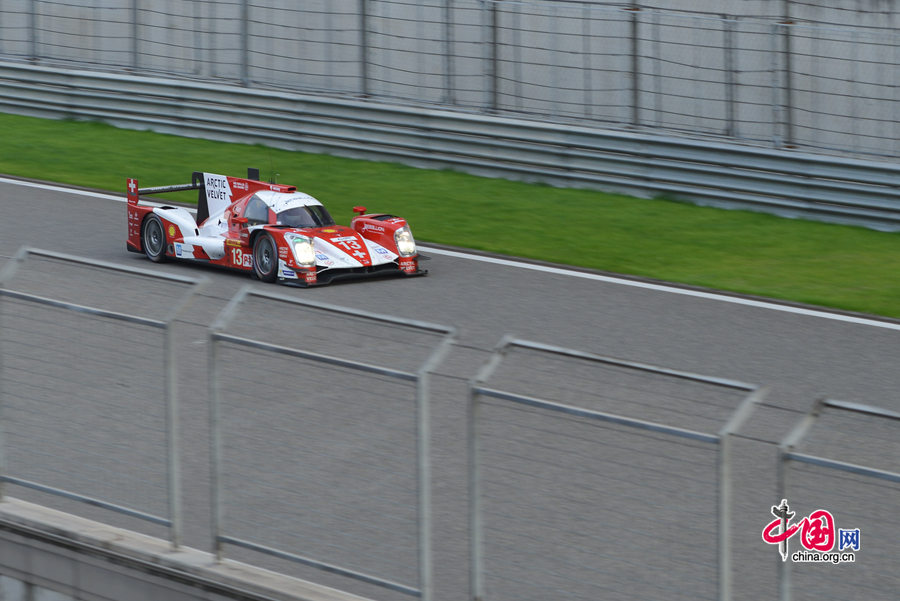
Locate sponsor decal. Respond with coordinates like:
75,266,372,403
362,223,385,233
243,253,252,268
304,270,317,284
279,247,289,259
174,242,183,257
225,239,242,248
762,499,860,564
374,247,390,255
168,225,177,238
322,228,338,233
233,181,248,191
204,173,233,214
330,236,367,261
282,268,296,278
399,257,417,273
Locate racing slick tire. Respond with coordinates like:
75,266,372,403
253,233,278,283
142,214,168,263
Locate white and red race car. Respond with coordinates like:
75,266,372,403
126,169,426,286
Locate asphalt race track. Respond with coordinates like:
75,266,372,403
1,177,898,601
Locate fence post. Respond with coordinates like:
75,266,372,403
582,4,592,119
165,325,182,549
771,0,794,147
444,0,454,105
776,398,823,601
29,1,38,62
770,23,784,147
360,0,369,96
483,0,499,112
467,337,510,601
781,20,793,146
240,0,249,86
208,288,247,562
131,0,139,69
717,387,766,601
417,335,455,601
723,15,736,138
628,3,641,126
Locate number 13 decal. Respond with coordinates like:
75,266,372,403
335,239,362,251
231,247,252,268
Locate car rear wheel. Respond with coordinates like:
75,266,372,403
142,214,167,263
253,233,278,283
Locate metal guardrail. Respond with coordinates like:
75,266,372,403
1,61,900,231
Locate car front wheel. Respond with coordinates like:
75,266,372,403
253,233,278,283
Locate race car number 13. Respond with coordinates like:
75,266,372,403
231,248,251,268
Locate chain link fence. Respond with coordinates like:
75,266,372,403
0,1,898,157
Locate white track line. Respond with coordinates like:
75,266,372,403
4,176,899,331
419,247,900,331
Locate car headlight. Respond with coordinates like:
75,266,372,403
394,225,417,257
291,236,316,266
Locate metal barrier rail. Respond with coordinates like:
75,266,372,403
208,286,456,601
0,247,206,549
1,61,900,231
468,336,765,601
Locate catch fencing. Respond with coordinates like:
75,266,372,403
776,399,900,601
1,1,899,158
208,285,456,601
467,336,764,601
0,247,206,549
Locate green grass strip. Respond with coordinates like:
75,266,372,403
2,112,899,318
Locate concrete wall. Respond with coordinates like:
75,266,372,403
0,498,369,601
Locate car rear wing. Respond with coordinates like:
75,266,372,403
126,171,205,205
126,168,265,224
